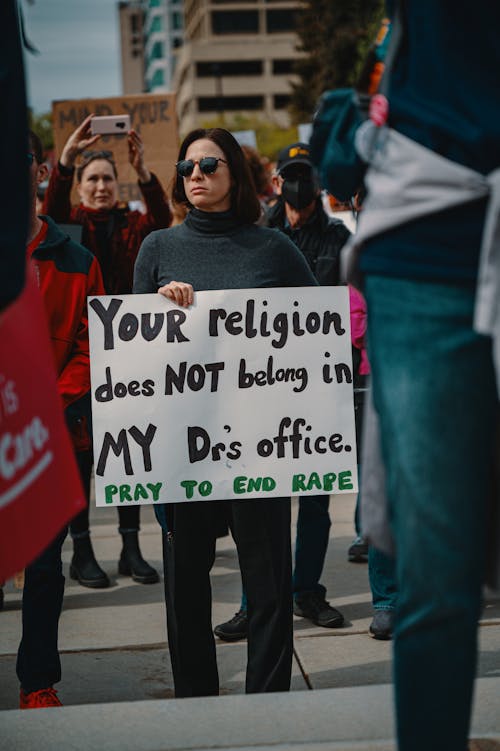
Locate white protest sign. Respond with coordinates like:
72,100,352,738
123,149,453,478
88,287,358,506
298,123,313,143
232,130,257,149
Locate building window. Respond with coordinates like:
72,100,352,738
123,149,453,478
196,60,263,77
274,94,291,109
266,10,296,33
130,14,140,34
150,68,165,88
198,95,264,112
171,11,183,30
211,11,259,34
150,15,162,33
273,59,295,75
149,0,162,8
150,41,164,60
173,37,183,48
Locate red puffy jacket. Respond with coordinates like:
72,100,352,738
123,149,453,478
28,216,105,450
43,162,172,294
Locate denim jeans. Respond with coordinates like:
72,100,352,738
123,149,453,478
365,274,497,751
356,461,397,611
369,545,397,611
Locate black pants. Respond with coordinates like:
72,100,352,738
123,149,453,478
162,498,293,697
69,450,140,535
16,451,93,691
16,527,67,692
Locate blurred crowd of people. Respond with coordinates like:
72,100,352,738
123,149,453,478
3,3,499,751
10,117,381,709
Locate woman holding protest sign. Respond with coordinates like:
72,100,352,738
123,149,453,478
44,114,172,589
133,128,317,697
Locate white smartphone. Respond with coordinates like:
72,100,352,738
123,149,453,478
90,115,131,135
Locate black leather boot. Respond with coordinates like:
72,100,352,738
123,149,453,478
118,531,159,584
70,534,110,588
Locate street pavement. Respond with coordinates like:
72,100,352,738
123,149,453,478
1,494,499,749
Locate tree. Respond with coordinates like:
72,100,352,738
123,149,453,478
290,0,385,123
200,114,299,162
28,110,54,155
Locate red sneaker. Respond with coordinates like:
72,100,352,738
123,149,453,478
19,687,62,709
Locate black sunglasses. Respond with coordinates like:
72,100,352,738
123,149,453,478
176,157,227,177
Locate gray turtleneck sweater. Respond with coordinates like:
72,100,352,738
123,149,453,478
133,208,317,294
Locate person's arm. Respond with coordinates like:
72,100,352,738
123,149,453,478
42,161,78,224
133,231,193,305
127,129,172,232
58,256,105,409
59,113,100,170
272,232,319,287
335,220,351,250
44,114,101,223
316,220,351,286
137,172,172,232
133,232,161,294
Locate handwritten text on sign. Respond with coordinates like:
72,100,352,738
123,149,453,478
88,288,358,506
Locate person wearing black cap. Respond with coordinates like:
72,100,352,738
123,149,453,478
268,142,350,285
214,142,351,641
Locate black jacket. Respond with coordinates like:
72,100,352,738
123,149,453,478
266,197,350,286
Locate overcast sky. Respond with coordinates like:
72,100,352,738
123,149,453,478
23,0,122,114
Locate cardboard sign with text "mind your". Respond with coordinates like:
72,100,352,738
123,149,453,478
52,93,179,207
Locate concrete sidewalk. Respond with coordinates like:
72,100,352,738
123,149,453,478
1,494,499,749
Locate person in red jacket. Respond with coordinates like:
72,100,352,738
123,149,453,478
44,115,172,588
18,130,106,709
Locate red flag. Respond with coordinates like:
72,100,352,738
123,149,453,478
0,270,85,581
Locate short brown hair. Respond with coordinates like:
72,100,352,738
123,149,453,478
76,150,118,182
172,128,261,225
241,144,269,196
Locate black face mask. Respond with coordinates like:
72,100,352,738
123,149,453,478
281,178,317,210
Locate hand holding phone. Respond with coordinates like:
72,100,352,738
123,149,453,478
60,113,101,168
90,115,131,136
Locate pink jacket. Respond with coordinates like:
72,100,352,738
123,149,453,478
349,285,370,376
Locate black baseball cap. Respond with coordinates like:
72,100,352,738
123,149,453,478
276,142,313,174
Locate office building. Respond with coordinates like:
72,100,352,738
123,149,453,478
144,0,185,92
174,0,302,133
118,1,146,94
